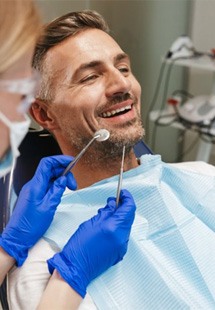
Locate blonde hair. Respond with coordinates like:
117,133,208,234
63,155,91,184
0,0,42,74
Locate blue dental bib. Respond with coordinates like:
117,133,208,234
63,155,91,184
44,155,215,309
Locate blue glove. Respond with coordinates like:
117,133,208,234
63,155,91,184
0,155,77,267
47,189,136,298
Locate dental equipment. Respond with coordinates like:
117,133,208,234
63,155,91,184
62,129,110,176
116,145,125,208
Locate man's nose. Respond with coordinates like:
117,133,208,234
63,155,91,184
105,68,131,98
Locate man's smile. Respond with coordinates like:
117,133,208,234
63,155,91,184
100,104,132,118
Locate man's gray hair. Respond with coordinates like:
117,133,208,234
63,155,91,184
33,10,110,102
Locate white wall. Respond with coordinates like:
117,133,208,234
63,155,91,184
36,0,89,21
189,0,215,95
183,0,215,164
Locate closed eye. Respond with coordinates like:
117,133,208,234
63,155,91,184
80,74,99,83
118,66,130,75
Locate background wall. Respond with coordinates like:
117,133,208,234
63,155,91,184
37,0,215,163
183,0,215,164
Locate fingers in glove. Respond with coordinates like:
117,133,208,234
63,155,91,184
43,176,68,208
91,196,117,224
25,156,75,199
66,172,77,190
116,189,136,220
102,189,136,236
35,155,74,180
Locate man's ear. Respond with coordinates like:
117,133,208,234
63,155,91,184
30,99,58,131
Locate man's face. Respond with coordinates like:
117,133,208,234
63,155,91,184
46,28,144,156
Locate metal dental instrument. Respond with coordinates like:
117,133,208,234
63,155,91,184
62,129,110,176
116,145,125,208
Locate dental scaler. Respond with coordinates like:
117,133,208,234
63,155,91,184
62,129,110,176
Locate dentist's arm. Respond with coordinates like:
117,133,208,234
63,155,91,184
0,155,77,285
0,247,15,284
38,189,136,309
38,271,82,310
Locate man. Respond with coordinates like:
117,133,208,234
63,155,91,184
8,10,215,309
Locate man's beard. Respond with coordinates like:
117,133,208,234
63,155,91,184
96,117,145,158
63,112,145,168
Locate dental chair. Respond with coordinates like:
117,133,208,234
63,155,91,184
13,129,62,197
133,140,153,158
0,129,152,309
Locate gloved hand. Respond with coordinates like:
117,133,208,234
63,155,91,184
47,189,136,298
0,155,77,267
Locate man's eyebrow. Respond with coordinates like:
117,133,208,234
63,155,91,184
114,53,130,63
74,61,102,78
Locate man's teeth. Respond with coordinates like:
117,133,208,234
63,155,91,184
101,105,131,118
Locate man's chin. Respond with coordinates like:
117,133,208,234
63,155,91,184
95,127,144,157
109,125,145,145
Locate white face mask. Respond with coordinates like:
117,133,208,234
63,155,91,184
0,111,30,177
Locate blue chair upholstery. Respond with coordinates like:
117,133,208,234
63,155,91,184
133,140,153,157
